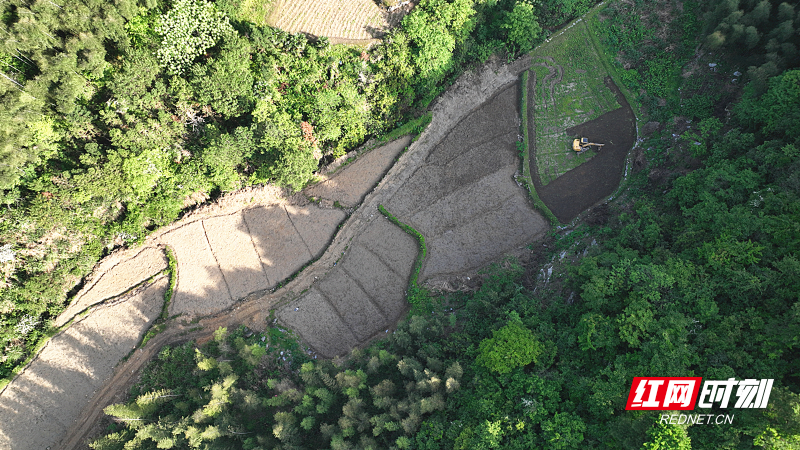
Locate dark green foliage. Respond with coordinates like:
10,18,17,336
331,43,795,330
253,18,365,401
476,314,542,374
501,2,542,54
94,320,464,449
735,69,800,138
701,0,800,94
190,33,254,119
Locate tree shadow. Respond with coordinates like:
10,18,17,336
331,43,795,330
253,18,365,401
0,279,166,449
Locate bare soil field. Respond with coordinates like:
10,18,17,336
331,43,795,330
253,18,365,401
277,214,417,357
531,77,636,222
384,85,549,282
54,247,167,328
268,0,389,43
306,136,411,208
0,277,166,450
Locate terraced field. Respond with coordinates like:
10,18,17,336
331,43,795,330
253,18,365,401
267,0,389,43
527,19,621,185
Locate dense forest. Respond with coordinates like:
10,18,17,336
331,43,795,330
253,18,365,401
2,0,800,448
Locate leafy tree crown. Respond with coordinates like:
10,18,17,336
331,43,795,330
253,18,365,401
155,0,233,75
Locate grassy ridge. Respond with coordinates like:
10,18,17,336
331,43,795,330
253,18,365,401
139,247,178,349
378,112,433,144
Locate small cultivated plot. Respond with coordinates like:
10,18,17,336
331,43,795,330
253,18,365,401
264,0,389,42
528,19,621,185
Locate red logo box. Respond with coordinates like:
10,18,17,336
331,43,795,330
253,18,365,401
626,377,703,410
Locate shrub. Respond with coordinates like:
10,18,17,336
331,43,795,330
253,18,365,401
476,315,542,374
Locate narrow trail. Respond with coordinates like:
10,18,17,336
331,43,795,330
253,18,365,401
0,55,554,450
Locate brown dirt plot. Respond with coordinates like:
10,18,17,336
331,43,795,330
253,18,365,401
55,247,167,328
385,84,549,282
268,0,388,43
306,135,411,208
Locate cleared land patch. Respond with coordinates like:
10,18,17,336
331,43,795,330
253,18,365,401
54,247,167,327
528,20,621,185
267,0,388,42
533,77,636,222
277,214,417,357
385,84,548,282
307,135,411,208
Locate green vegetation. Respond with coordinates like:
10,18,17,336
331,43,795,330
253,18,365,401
138,248,177,349
155,0,234,75
527,18,621,185
518,69,560,225
378,113,433,144
218,0,276,26
476,313,542,375
93,322,466,449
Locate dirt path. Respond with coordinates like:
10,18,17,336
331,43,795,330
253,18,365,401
0,55,547,450
530,77,636,222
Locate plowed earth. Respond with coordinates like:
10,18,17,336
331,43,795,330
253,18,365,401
268,0,389,43
530,77,636,222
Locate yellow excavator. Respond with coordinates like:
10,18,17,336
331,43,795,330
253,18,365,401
572,137,605,152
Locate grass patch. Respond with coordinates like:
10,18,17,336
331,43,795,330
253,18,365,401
139,323,166,348
223,0,276,26
139,247,178,349
527,19,621,185
377,204,431,314
378,112,433,144
160,247,177,321
583,9,643,120
519,70,560,226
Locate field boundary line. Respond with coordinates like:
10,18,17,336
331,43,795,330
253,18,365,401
518,69,560,225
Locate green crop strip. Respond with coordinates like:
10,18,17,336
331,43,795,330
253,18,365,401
377,204,431,314
519,70,560,226
160,247,177,321
378,112,433,144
